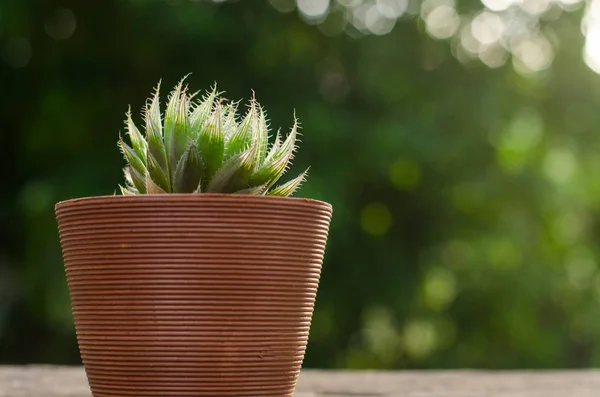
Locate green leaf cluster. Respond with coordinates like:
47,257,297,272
119,76,307,197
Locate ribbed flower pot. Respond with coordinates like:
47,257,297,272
55,194,332,397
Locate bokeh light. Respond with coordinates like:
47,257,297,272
297,0,331,22
44,8,77,41
261,0,597,74
2,37,32,68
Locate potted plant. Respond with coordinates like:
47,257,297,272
55,76,332,396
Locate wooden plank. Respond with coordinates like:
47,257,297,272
2,366,600,396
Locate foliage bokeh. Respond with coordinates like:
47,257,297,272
3,0,600,369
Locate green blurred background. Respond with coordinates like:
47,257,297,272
3,0,600,369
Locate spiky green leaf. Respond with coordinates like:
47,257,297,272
145,172,167,194
225,100,255,159
207,142,257,193
190,85,217,136
222,102,238,139
165,77,191,176
123,167,133,186
234,183,268,195
125,107,147,162
124,166,146,194
146,81,163,136
267,168,308,197
119,137,146,177
265,128,281,163
146,149,171,192
197,102,225,182
251,100,269,168
145,82,170,182
164,77,184,142
174,143,204,193
257,104,269,156
119,184,138,196
250,119,297,188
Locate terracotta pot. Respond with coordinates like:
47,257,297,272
55,194,332,397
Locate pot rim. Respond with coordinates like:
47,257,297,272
55,193,332,212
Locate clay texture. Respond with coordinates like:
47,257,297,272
55,194,332,397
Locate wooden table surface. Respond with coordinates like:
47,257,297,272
2,366,600,396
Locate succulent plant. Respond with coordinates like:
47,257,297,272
118,76,307,197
